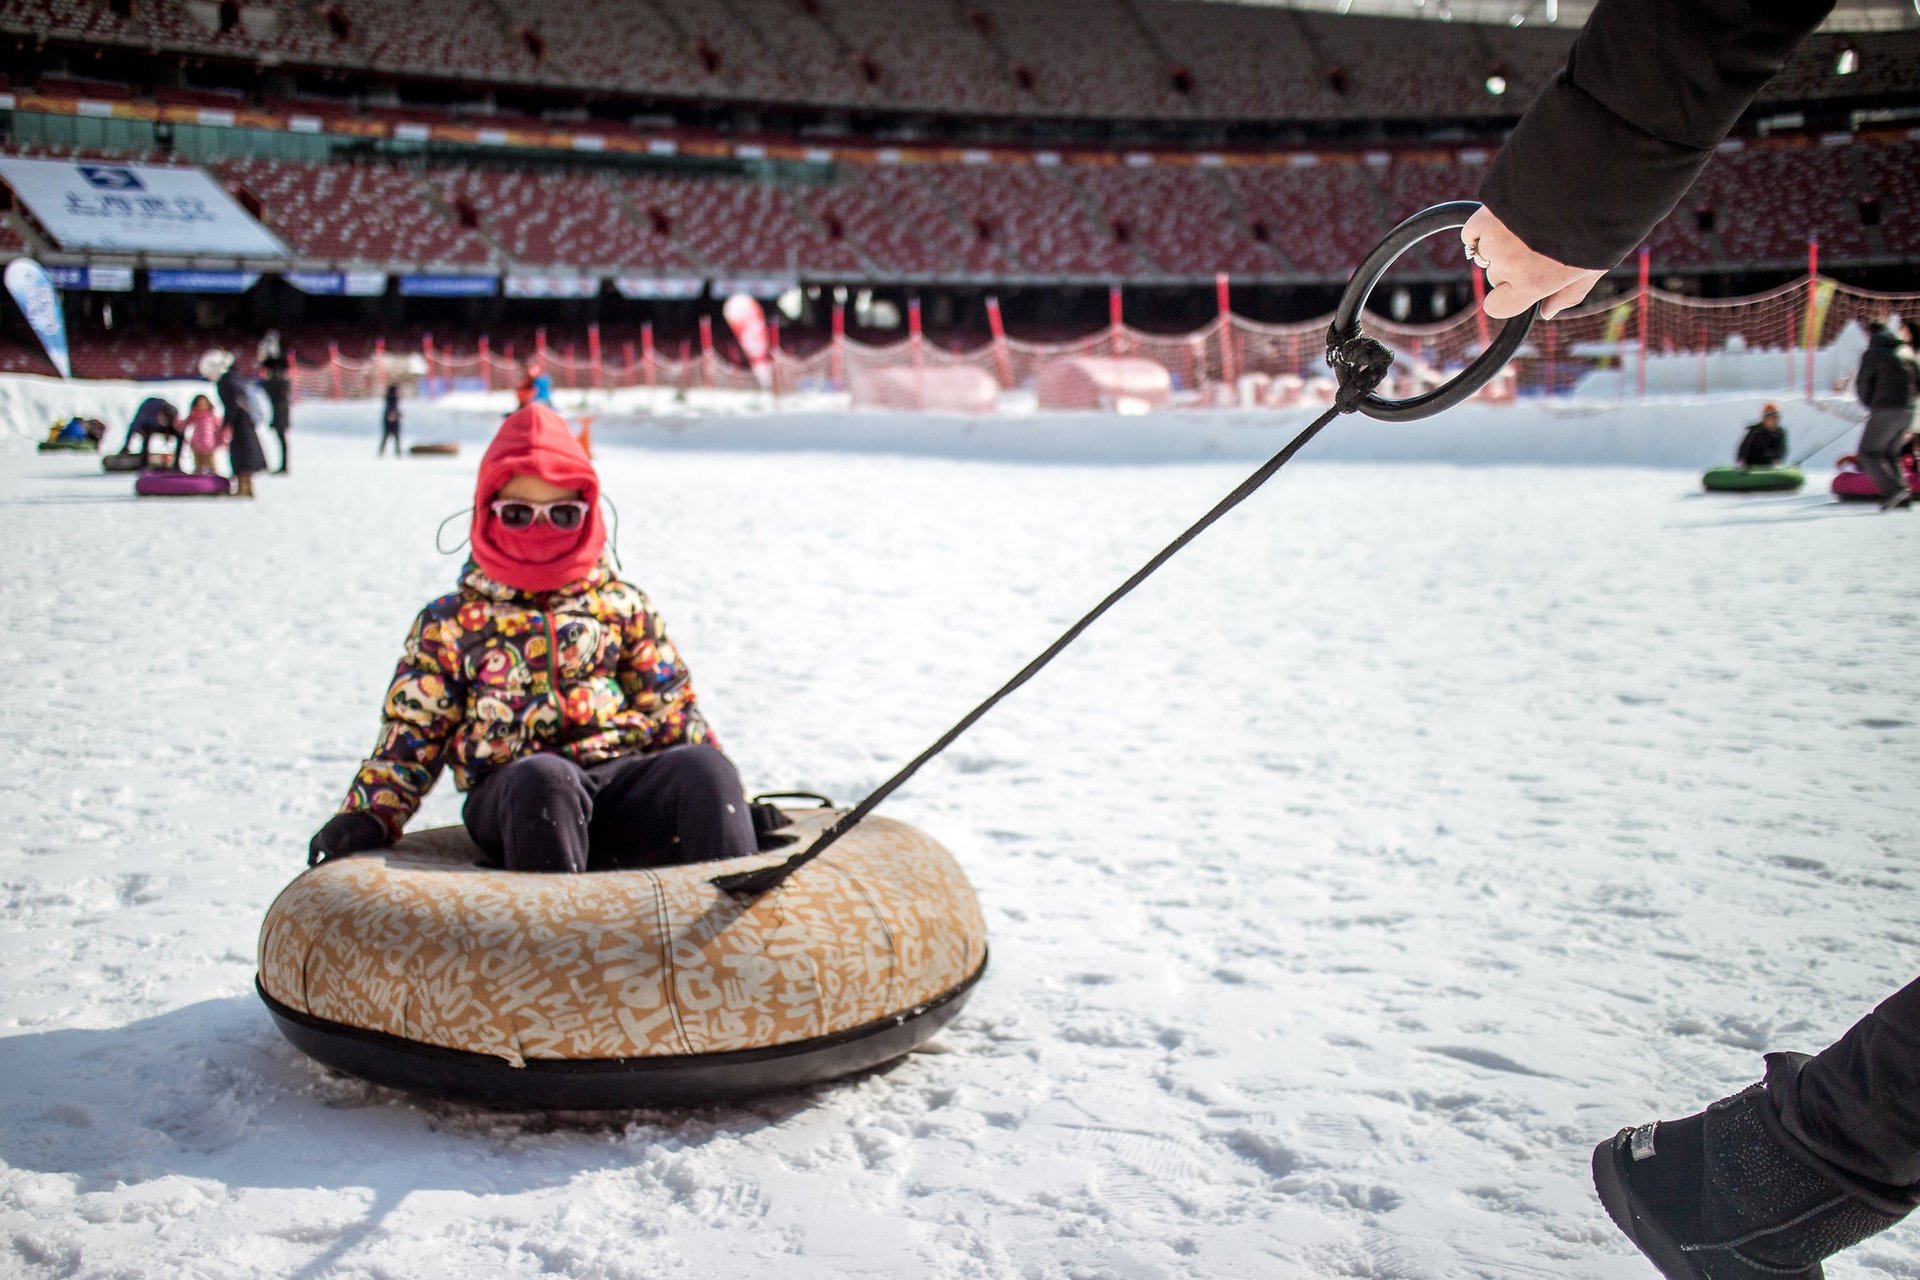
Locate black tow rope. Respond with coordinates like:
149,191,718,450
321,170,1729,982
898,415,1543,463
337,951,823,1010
714,201,1538,897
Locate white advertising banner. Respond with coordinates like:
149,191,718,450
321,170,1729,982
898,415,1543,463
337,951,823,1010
0,157,288,258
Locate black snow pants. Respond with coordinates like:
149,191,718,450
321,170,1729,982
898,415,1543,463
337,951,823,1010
462,745,757,874
1767,975,1920,1192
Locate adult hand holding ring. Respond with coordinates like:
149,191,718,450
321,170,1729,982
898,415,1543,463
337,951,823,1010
1461,206,1605,320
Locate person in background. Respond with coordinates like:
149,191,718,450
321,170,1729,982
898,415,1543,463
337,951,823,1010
258,331,292,476
1855,316,1917,512
379,385,403,456
1735,403,1788,469
181,394,226,475
118,396,181,467
1463,0,1920,1271
306,405,756,876
206,349,267,499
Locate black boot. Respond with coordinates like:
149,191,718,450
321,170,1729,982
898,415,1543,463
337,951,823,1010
1593,1079,1913,1278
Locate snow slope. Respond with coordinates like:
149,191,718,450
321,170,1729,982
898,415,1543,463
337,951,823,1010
1,392,1916,1278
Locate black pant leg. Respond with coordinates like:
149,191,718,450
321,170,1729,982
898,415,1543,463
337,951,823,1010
1769,975,1920,1189
1859,409,1914,500
582,746,756,869
462,754,593,873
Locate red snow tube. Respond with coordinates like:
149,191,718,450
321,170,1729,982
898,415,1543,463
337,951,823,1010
135,471,231,497
1831,456,1920,503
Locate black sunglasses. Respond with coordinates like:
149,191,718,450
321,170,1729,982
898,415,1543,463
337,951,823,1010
489,499,589,531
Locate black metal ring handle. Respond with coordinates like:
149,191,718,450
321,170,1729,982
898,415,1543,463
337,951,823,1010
1331,201,1537,423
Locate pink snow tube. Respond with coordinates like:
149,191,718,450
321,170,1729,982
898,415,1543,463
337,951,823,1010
1035,357,1172,412
1831,455,1919,502
135,471,231,498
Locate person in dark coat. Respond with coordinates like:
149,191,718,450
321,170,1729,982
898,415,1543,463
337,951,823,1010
379,385,403,457
118,396,182,468
1854,318,1917,511
207,350,266,498
258,331,292,475
1735,403,1788,469
1462,0,1920,1272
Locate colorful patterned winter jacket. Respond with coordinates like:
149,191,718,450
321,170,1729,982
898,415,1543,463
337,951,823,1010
338,557,717,839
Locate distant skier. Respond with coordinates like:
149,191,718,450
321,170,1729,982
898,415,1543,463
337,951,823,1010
258,331,292,475
206,350,266,499
1854,317,1917,511
1735,403,1787,469
118,396,181,467
379,385,403,457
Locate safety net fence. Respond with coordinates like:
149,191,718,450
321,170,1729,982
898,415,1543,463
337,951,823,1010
291,275,1920,412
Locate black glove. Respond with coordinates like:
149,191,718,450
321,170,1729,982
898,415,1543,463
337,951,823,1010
308,813,389,867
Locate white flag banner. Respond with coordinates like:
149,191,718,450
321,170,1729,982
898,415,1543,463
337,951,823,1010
0,157,288,258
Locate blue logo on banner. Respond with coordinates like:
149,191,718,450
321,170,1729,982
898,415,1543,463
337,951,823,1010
77,165,144,192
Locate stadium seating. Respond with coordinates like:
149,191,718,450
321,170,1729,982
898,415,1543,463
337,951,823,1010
618,174,868,274
5,1,1915,123
1218,162,1389,279
428,168,694,271
1067,164,1283,276
218,157,494,266
1860,137,1920,256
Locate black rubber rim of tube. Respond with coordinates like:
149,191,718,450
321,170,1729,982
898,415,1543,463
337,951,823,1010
1332,200,1539,423
257,956,986,1110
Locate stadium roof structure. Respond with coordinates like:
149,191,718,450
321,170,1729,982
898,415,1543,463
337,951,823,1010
1198,0,1918,31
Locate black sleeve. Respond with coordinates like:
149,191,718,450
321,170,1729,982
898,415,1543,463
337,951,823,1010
1479,0,1834,271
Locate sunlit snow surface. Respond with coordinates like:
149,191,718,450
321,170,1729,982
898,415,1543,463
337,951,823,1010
2,386,1917,1278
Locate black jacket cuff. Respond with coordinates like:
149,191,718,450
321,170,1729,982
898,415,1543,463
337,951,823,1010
1477,75,1711,272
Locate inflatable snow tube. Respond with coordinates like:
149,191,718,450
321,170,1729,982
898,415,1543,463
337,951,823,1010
136,471,231,497
1035,357,1173,412
1832,461,1919,502
36,439,98,453
849,366,1000,414
409,442,460,457
1701,465,1804,493
103,452,169,473
257,807,988,1109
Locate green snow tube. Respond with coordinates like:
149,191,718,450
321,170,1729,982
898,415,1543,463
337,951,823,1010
1702,465,1804,493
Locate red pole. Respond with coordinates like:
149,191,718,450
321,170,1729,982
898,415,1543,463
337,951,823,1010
698,315,715,386
908,296,924,373
1109,284,1124,357
641,323,656,387
588,323,602,391
1215,272,1236,389
830,300,846,390
1636,246,1650,400
328,341,341,399
373,336,385,400
1805,236,1819,400
984,295,1012,388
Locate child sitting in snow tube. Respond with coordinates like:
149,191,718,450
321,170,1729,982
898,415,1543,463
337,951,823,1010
308,404,757,874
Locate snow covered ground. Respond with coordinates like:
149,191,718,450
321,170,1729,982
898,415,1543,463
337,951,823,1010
2,383,1917,1278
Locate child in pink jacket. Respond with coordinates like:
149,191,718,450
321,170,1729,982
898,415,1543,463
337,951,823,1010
182,394,228,474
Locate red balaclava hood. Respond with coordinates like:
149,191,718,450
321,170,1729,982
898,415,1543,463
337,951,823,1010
470,405,606,593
